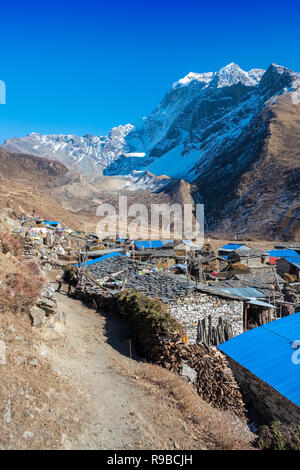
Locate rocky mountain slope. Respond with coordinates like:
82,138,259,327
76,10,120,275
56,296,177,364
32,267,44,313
3,125,133,175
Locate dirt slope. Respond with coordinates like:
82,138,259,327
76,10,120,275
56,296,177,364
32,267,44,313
34,279,253,450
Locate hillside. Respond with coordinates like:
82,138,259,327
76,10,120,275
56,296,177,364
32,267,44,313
0,149,96,231
196,93,300,240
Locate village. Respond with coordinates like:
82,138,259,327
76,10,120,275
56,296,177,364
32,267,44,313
1,209,300,448
0,211,300,432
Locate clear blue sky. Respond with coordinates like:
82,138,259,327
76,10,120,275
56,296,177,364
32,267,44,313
0,0,299,144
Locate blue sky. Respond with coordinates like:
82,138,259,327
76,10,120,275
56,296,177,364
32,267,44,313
0,0,299,143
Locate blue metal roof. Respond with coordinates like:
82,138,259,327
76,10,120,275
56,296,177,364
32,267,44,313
283,256,300,270
219,243,245,251
44,220,60,225
219,286,266,299
134,240,172,249
74,252,126,267
219,313,300,407
267,249,299,258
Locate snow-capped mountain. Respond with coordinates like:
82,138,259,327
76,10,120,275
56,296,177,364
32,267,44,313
2,62,300,238
117,62,299,181
3,124,133,175
4,62,298,182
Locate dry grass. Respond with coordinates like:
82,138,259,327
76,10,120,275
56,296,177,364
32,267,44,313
0,262,44,314
0,312,83,450
0,231,24,256
119,361,254,450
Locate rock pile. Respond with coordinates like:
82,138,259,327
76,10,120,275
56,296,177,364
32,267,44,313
30,284,65,330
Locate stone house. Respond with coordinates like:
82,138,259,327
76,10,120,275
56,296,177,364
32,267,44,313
168,286,244,344
227,246,269,268
86,257,276,346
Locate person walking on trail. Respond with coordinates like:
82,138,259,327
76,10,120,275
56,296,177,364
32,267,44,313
68,280,73,297
56,280,62,293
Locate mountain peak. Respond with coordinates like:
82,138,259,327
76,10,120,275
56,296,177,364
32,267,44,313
172,71,214,89
212,62,264,88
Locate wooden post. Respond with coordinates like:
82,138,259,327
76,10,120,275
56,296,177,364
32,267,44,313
244,303,248,331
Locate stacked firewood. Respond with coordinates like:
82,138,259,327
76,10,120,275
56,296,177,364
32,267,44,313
155,339,247,420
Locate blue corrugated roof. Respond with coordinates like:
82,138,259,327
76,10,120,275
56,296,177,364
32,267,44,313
134,240,172,249
220,243,245,251
74,252,126,267
219,313,300,407
44,220,60,225
283,256,300,270
267,249,299,258
219,286,266,299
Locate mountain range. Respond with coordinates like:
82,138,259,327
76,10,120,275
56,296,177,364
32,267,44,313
2,62,300,239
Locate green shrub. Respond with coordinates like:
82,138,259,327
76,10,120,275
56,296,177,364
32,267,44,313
255,421,300,450
117,290,182,356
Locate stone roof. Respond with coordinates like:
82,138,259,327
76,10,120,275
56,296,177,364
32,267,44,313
87,255,156,279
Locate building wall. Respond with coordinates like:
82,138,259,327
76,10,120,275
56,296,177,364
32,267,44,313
226,357,300,424
168,293,244,344
240,256,263,268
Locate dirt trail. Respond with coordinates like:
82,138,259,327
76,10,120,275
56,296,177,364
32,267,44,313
38,284,205,450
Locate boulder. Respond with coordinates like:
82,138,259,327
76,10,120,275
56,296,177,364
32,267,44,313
36,298,57,314
29,306,46,328
180,361,197,384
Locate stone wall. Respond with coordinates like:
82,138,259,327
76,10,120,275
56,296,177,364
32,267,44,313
168,292,244,344
226,357,300,424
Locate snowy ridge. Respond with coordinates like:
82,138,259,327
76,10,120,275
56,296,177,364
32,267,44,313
3,124,133,175
2,62,299,187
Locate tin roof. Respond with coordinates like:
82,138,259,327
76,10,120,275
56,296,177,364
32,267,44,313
267,249,299,258
219,243,245,251
74,252,126,267
218,313,300,407
219,286,267,299
282,256,300,270
246,299,276,309
134,240,173,249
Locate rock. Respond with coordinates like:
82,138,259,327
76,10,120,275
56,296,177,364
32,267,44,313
3,398,11,423
36,297,57,314
8,325,16,332
23,431,34,439
174,442,180,449
29,306,46,328
0,340,6,365
39,285,57,302
43,263,52,271
180,361,197,384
